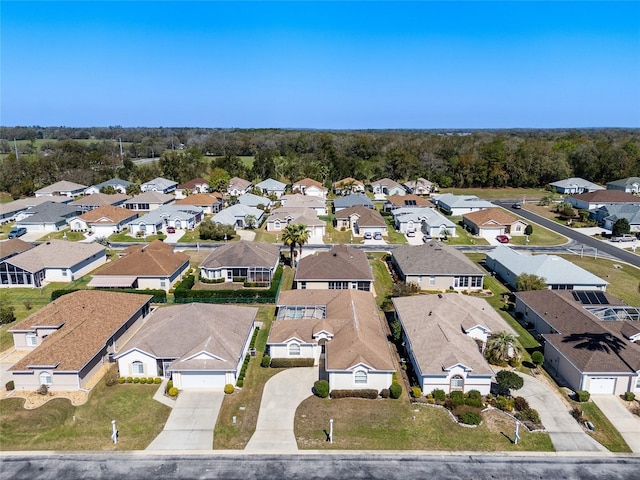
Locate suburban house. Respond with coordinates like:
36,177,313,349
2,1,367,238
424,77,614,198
391,243,485,291
514,290,640,395
8,290,152,391
549,177,605,195
333,177,365,195
255,178,287,198
68,204,138,237
432,193,494,216
175,178,210,199
88,240,189,291
0,238,34,263
85,178,132,195
265,207,326,240
567,190,640,211
175,192,223,214
15,201,80,233
403,178,435,195
279,194,327,215
292,178,328,199
140,177,178,194
334,206,387,238
238,192,271,209
268,289,396,392
392,207,456,237
333,193,374,212
124,191,174,211
0,240,106,287
211,204,263,229
1,196,72,224
127,205,204,236
35,180,87,198
383,194,434,212
115,303,257,390
199,241,280,286
227,177,252,196
393,294,512,395
70,193,130,213
607,177,640,194
462,208,528,239
485,245,608,291
593,204,640,232
370,178,406,197
294,245,373,292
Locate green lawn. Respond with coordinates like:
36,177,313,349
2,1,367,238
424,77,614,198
508,223,567,246
295,396,553,451
439,187,547,201
252,228,278,243
0,222,16,240
36,229,86,242
568,400,631,452
325,223,355,244
108,230,166,243
280,266,294,291
369,252,393,306
446,218,490,246
0,372,171,451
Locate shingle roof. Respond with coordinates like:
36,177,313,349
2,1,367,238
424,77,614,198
0,238,34,261
78,204,138,224
267,207,323,227
88,178,132,190
177,178,209,189
333,194,374,210
0,196,72,217
238,192,270,207
434,193,494,210
124,191,174,205
280,194,326,209
228,177,252,190
392,243,485,276
371,178,403,189
129,205,203,225
35,181,87,194
569,190,640,203
462,208,524,226
550,177,604,190
200,241,280,269
93,240,189,277
141,177,178,190
293,178,325,190
71,193,130,208
175,192,223,207
4,240,105,272
334,177,364,188
17,202,79,225
334,205,386,227
607,177,640,188
255,178,287,190
295,245,373,282
392,207,456,228
599,204,640,225
385,194,433,208
212,204,263,226
10,291,152,371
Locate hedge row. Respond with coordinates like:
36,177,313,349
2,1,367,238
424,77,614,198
330,389,379,399
51,288,167,303
269,358,314,368
175,275,195,291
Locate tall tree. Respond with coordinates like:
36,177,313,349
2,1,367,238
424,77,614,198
486,332,523,365
516,273,548,291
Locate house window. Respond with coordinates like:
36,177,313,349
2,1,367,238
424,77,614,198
26,333,37,346
40,371,52,385
274,221,281,230
288,343,301,356
328,281,349,290
356,281,370,291
132,361,144,375
62,271,68,277
299,281,306,290
471,276,483,288
354,370,368,385
429,276,436,286
160,280,166,287
450,375,464,391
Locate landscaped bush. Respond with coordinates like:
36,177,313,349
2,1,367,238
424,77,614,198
175,275,195,291
575,390,590,402
380,388,390,399
464,397,483,408
147,377,154,384
467,390,482,401
531,351,544,368
514,396,530,412
118,377,126,384
5,381,15,391
104,366,120,387
165,380,173,393
623,392,636,401
508,357,521,368
431,389,446,402
133,377,140,384
314,380,330,398
200,277,226,284
389,383,402,399
449,391,464,406
126,377,133,383
496,370,524,393
51,288,167,303
330,389,379,399
260,355,271,368
494,395,514,412
411,386,422,398
459,411,482,426
571,406,585,422
224,383,235,394
269,358,314,368
154,377,162,384
37,384,48,396
168,387,179,397
515,408,541,424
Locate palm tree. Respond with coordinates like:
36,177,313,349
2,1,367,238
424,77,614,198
485,331,523,365
294,224,310,260
281,224,298,265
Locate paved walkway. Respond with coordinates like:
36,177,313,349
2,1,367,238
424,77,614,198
146,390,224,451
592,395,640,453
517,373,605,452
245,367,318,452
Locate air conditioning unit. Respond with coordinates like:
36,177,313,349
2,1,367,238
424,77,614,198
107,352,116,363
249,348,256,357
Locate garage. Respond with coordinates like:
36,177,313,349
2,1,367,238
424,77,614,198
479,227,504,240
589,377,617,395
178,371,227,389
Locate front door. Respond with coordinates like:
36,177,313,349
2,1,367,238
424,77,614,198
162,361,172,378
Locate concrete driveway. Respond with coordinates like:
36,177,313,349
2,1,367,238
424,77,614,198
245,366,318,452
592,395,640,453
146,390,224,451
517,372,605,452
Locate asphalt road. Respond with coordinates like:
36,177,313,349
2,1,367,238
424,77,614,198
1,453,639,480
493,200,640,269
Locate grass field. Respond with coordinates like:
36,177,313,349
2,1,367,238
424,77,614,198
567,399,631,452
369,252,393,306
36,229,86,242
108,230,166,243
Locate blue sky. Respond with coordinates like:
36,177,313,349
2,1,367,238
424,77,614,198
2,1,639,128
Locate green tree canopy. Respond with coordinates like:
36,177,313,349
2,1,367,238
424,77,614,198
516,273,547,292
485,331,523,366
612,218,631,237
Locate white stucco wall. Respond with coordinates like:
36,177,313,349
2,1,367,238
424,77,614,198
117,349,160,378
269,342,319,364
329,370,392,392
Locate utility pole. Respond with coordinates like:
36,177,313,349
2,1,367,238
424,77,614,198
14,138,19,160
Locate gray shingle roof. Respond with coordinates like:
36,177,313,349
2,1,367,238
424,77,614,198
392,243,485,276
295,245,373,281
333,194,374,210
200,241,280,269
35,180,87,194
4,240,105,272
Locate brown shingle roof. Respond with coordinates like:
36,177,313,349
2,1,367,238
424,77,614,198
569,190,640,203
462,208,523,226
392,243,485,276
175,193,223,206
95,240,189,277
200,241,280,269
0,238,34,261
10,291,152,371
178,178,209,189
386,194,433,208
295,245,373,281
293,178,325,189
333,177,364,188
5,240,105,272
335,205,386,227
78,204,137,224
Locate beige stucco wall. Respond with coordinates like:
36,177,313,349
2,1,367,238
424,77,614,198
269,342,320,365
118,349,160,378
329,370,392,392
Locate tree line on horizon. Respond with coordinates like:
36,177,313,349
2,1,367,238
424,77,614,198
0,126,638,198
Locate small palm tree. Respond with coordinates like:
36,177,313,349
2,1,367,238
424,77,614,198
281,224,298,265
294,224,310,259
485,331,522,365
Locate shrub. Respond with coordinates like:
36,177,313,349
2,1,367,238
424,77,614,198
575,390,590,402
269,358,314,368
380,388,390,399
571,406,585,422
508,357,521,368
432,389,446,402
314,380,330,398
623,392,636,401
166,380,173,391
126,376,133,384
139,377,147,384
104,366,119,387
118,377,126,384
330,389,379,399
260,355,271,368
0,305,17,324
5,380,15,391
147,377,155,384
133,377,140,384
411,386,422,398
450,391,465,406
154,377,162,384
516,408,541,424
236,379,244,388
175,275,195,291
459,411,482,426
168,387,179,397
495,395,514,412
389,383,402,399
531,351,544,368
514,396,530,411
496,370,524,392
37,384,49,396
467,390,482,401
224,384,235,394
464,398,483,408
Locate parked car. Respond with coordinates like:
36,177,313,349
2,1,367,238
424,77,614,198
612,234,635,242
166,226,176,233
8,227,27,239
363,232,373,240
512,203,522,209
496,235,510,243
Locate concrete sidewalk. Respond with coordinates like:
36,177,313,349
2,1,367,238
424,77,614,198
245,367,318,452
592,395,640,453
146,390,224,451
518,373,605,452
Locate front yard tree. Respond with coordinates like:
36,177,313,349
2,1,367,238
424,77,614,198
516,273,547,291
496,370,524,394
244,214,257,229
524,224,533,235
612,218,631,237
485,331,523,366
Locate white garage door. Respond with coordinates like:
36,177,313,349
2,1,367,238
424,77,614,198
480,227,503,240
589,377,616,394
180,371,226,389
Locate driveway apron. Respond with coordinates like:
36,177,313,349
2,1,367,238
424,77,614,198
592,395,640,453
146,390,224,451
517,373,605,452
245,367,318,452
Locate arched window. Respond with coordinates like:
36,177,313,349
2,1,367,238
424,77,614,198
39,371,52,385
354,370,368,385
132,361,144,375
274,221,281,230
288,343,300,356
450,375,464,391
